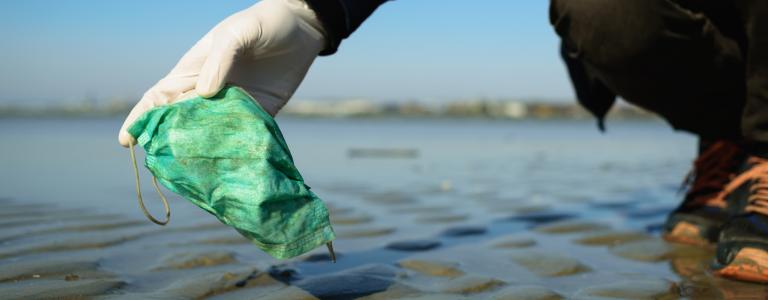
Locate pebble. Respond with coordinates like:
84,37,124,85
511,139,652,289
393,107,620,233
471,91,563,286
490,285,563,300
398,259,464,278
441,226,487,237
534,220,610,234
511,252,591,277
574,230,651,246
155,251,237,270
572,279,679,300
295,264,400,299
435,274,506,294
491,236,537,248
386,240,442,251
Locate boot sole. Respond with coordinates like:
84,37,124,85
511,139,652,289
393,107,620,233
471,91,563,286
714,248,768,283
662,221,713,247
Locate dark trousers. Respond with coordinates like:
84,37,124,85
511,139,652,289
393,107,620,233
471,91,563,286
550,0,768,151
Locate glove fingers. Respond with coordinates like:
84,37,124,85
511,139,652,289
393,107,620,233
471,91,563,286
196,31,240,98
117,32,216,147
118,94,155,147
162,31,213,88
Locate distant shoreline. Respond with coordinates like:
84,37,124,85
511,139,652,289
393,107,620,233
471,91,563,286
0,99,657,121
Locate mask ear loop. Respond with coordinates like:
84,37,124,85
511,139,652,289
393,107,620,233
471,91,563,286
129,140,171,226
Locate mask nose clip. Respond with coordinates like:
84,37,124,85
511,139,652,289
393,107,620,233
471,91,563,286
129,140,171,226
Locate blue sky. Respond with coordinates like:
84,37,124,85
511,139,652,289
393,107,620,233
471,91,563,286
0,0,573,105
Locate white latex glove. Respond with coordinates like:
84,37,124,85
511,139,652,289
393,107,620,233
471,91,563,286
118,0,326,147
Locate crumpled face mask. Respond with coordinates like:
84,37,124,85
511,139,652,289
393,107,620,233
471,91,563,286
126,86,335,260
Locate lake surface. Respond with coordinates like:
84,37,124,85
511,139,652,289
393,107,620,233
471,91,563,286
1,117,765,299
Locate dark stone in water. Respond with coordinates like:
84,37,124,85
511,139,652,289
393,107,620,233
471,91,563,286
386,239,441,251
304,252,343,262
502,212,575,225
267,265,302,284
442,226,487,237
295,264,399,300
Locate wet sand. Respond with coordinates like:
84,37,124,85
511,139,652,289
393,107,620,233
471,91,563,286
3,118,768,299
2,184,768,299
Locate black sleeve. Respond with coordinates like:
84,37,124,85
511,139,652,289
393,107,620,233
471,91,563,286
736,0,768,144
559,43,616,132
304,0,388,55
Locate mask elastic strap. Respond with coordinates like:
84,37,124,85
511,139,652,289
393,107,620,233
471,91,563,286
129,140,171,226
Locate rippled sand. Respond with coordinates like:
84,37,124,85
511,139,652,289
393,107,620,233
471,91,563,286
3,118,768,299
3,183,768,300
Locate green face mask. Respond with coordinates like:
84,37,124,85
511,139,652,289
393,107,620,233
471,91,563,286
126,86,335,260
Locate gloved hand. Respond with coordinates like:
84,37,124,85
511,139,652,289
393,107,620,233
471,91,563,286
118,0,326,147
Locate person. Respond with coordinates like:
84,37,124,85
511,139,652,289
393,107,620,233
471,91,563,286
119,0,768,284
117,0,387,147
550,0,768,283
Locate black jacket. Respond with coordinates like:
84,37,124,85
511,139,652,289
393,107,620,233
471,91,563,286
304,0,388,55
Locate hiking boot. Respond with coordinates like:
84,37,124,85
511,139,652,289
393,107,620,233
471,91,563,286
663,140,746,246
713,156,768,283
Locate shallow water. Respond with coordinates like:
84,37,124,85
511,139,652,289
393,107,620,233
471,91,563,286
1,117,767,299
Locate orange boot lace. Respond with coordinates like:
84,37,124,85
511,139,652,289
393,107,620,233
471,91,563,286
711,157,768,215
680,141,746,208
